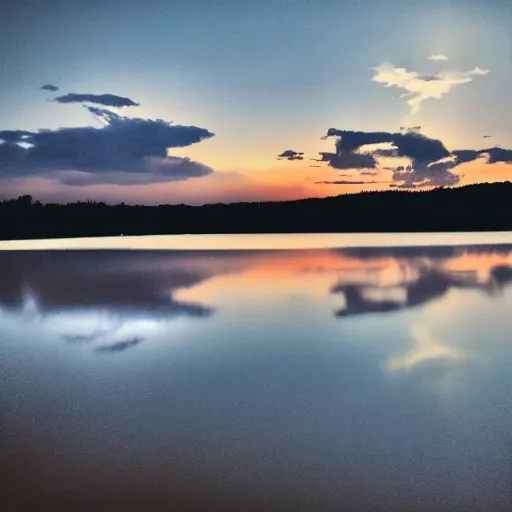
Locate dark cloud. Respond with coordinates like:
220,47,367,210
485,147,512,164
315,135,378,169
318,128,462,188
54,92,140,108
391,158,460,189
452,149,482,165
360,171,380,176
0,130,33,143
321,128,345,140
315,129,452,182
40,84,59,92
316,151,377,170
452,147,512,166
309,127,512,189
278,149,304,161
320,129,450,162
0,107,215,184
372,148,398,157
392,133,450,163
52,158,213,186
321,129,393,151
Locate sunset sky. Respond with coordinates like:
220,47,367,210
1,0,511,205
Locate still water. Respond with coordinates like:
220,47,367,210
2,234,512,511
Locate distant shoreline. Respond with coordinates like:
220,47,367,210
2,231,512,251
1,182,512,242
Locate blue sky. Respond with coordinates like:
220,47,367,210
1,0,511,203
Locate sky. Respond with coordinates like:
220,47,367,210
1,0,511,205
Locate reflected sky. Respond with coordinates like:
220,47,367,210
3,240,512,510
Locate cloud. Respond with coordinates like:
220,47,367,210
356,142,398,157
428,54,449,61
315,128,467,188
52,158,213,186
372,63,489,113
319,129,450,176
317,130,402,169
321,129,450,161
305,127,512,189
400,126,421,134
54,92,140,108
452,149,482,165
0,106,215,185
390,159,460,189
315,150,377,169
0,130,34,143
321,128,345,140
485,147,512,164
278,149,304,161
40,84,59,91
453,147,512,166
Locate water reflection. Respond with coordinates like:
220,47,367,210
387,323,467,373
330,245,512,317
0,251,237,353
3,242,512,510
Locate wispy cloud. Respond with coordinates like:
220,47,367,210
54,92,140,108
372,63,489,113
277,149,304,161
428,54,449,61
40,84,60,92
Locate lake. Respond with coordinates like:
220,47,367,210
2,233,512,511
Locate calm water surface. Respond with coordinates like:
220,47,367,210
2,234,512,511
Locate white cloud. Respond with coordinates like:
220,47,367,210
428,54,449,61
355,142,397,155
372,63,490,113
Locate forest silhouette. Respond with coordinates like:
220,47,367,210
1,182,511,240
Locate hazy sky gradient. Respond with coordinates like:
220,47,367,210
1,0,511,204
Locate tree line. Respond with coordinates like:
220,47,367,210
1,182,511,240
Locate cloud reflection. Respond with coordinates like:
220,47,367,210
94,337,144,354
0,251,255,353
388,324,466,373
331,245,512,318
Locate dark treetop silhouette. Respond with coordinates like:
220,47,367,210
2,181,512,240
